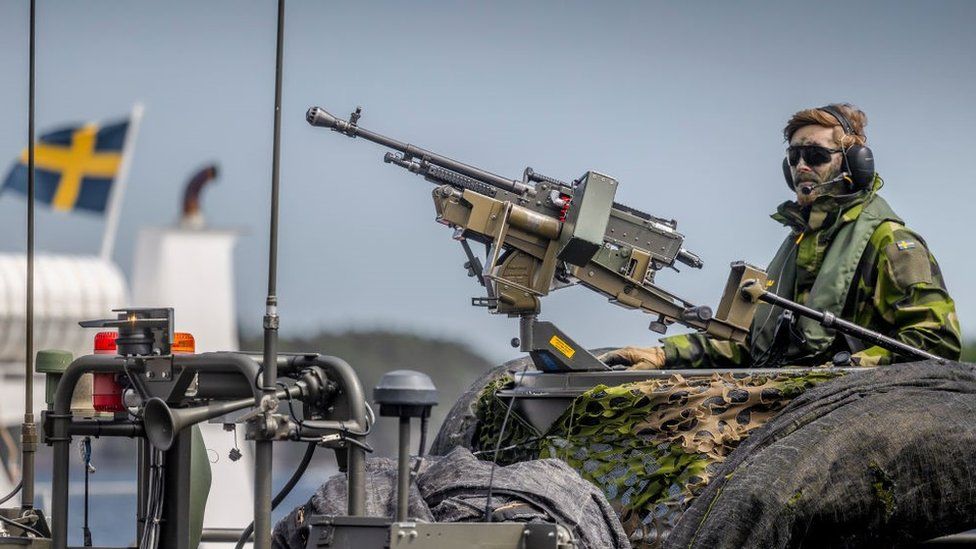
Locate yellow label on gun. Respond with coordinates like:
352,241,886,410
548,335,576,358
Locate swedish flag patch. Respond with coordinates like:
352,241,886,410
895,240,917,251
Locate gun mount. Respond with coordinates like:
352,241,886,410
307,106,759,372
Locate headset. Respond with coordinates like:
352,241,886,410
783,105,875,193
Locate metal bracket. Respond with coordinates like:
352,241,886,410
649,315,669,334
460,238,488,287
144,355,176,382
348,106,362,127
484,202,513,275
386,521,575,549
520,316,608,372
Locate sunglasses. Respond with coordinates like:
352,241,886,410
787,145,843,167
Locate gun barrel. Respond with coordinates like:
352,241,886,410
307,106,532,196
676,249,704,269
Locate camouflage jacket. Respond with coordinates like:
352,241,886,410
662,179,961,367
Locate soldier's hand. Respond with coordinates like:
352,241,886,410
598,346,666,370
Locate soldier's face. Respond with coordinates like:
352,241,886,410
789,125,845,206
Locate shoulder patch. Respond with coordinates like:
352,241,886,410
884,239,932,289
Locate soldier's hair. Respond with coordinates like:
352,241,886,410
783,103,868,148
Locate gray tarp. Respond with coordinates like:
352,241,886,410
273,447,630,549
665,361,976,548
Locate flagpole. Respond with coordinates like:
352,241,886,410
99,102,143,261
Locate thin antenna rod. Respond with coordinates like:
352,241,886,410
21,0,38,513
267,5,283,302
255,0,285,547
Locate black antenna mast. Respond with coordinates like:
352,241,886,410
21,0,39,516
255,0,286,547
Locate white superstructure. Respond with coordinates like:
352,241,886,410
0,253,128,363
0,253,128,427
0,223,252,544
131,227,239,351
131,224,252,543
0,253,128,503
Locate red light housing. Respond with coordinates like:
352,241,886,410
93,331,118,354
92,331,124,412
92,375,125,413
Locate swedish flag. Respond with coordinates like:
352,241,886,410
2,119,129,214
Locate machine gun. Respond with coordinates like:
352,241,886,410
306,106,758,372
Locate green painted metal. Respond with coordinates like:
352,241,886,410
34,350,72,407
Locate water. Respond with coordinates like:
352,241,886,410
34,462,336,547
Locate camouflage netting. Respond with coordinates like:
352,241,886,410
665,361,976,549
430,354,552,456
532,370,843,543
437,356,845,546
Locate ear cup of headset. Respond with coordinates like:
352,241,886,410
817,105,876,192
782,157,796,190
843,144,875,191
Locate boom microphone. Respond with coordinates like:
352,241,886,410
799,173,849,195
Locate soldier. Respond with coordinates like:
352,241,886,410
603,103,961,369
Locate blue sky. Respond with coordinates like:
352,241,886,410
1,1,974,361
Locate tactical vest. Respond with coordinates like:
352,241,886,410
750,194,902,366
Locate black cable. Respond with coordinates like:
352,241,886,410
235,443,316,549
298,435,374,453
471,436,546,457
483,363,529,522
270,444,315,510
277,381,306,429
82,437,93,546
300,417,371,438
139,449,165,549
253,366,267,392
341,437,373,453
417,416,429,457
0,513,44,538
0,480,22,507
364,401,376,428
279,380,373,447
411,416,429,475
284,383,373,447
